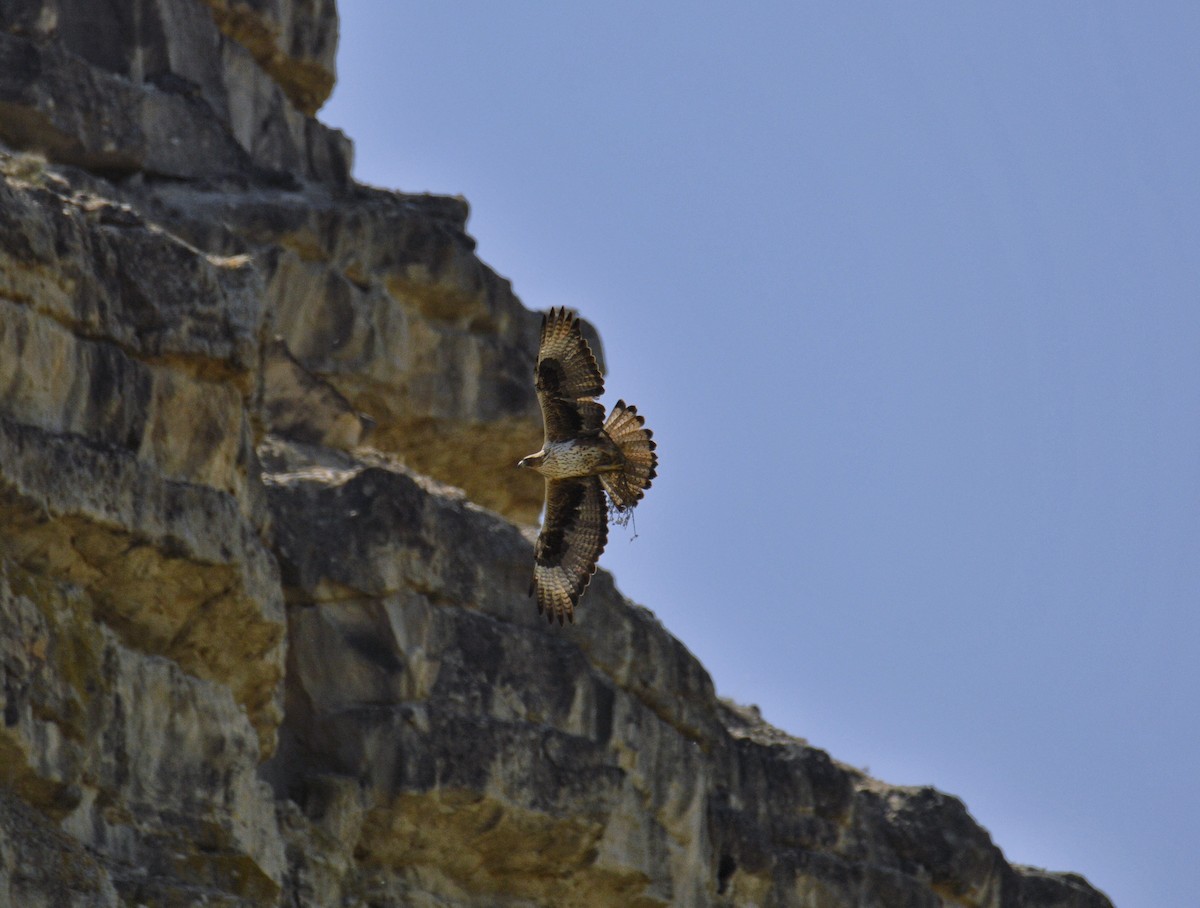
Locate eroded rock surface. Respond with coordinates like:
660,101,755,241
0,1,1114,906
140,179,553,523
257,437,1113,908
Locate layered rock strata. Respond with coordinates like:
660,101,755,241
0,2,1113,906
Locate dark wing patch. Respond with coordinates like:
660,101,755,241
540,397,606,441
531,476,608,624
536,308,605,442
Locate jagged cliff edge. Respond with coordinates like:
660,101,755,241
0,3,1113,906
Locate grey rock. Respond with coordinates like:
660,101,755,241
0,790,121,908
140,180,564,524
0,29,250,179
0,562,282,906
260,437,1114,908
0,0,350,183
263,336,373,448
198,0,340,115
0,155,286,748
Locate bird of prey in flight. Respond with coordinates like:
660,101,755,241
518,308,657,624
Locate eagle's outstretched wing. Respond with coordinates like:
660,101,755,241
535,307,605,441
531,476,609,624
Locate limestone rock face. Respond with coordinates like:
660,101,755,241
0,0,349,182
198,0,340,115
259,438,1112,908
0,2,1113,907
140,180,552,523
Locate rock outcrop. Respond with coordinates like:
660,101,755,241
0,2,1113,906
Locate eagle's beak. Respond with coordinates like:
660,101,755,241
517,457,529,469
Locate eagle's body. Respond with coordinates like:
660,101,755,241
519,307,657,624
529,437,622,479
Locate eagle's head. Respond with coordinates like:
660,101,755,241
517,452,545,471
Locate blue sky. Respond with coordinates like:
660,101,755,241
322,5,1200,906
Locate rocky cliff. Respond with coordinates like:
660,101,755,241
0,3,1114,907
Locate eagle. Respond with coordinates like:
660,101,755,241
518,307,658,624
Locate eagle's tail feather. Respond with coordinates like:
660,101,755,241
601,400,658,510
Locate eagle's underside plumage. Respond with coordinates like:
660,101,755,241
536,437,622,479
520,307,658,624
